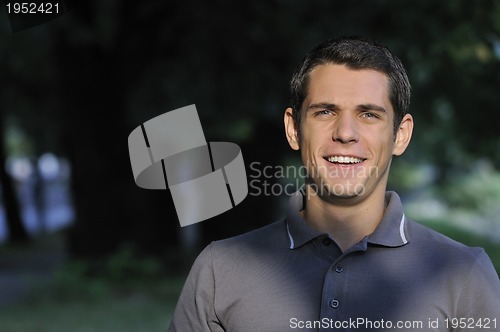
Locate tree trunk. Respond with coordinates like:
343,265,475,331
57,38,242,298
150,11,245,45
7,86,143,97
53,2,180,258
0,113,29,244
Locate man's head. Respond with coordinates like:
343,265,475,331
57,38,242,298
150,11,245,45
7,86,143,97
290,37,411,139
284,37,413,202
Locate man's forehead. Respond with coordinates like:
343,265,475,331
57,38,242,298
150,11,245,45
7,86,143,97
307,63,390,87
304,64,393,110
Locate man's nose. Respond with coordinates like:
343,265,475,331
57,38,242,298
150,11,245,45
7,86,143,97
332,113,359,143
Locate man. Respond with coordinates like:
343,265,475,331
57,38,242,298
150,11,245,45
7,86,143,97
168,37,500,331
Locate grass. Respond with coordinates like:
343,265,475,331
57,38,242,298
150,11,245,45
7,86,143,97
0,292,176,332
0,236,187,332
0,268,186,332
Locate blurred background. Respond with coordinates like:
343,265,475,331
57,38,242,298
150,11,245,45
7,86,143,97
0,0,500,331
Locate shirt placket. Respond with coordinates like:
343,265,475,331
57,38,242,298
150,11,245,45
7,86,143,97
319,240,368,331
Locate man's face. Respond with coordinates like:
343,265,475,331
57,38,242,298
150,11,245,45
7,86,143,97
285,64,412,204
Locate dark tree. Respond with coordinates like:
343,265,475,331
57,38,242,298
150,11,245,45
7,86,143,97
0,112,29,244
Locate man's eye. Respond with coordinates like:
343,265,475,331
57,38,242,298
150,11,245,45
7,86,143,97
316,110,333,116
361,112,378,119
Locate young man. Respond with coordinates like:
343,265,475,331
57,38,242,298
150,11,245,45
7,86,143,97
168,37,500,331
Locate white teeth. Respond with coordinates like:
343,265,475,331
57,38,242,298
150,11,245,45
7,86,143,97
327,156,363,164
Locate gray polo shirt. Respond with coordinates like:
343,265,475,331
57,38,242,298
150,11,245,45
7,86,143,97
169,191,500,331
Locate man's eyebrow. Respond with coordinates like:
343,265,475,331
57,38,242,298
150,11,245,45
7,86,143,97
307,103,387,113
357,104,387,113
307,103,339,111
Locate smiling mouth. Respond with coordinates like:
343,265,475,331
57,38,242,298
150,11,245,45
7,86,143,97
324,156,365,165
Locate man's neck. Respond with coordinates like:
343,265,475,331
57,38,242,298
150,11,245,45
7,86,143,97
301,186,387,252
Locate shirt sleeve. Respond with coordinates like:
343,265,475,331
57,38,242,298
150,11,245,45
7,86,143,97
168,243,224,332
455,249,500,331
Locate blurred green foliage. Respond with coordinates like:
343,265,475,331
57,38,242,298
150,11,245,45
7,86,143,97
2,0,500,167
0,235,184,331
51,245,170,301
442,164,500,211
1,2,499,330
0,0,499,254
0,298,174,332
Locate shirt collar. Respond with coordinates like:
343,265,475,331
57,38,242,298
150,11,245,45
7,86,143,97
368,191,409,247
285,189,409,250
285,188,324,249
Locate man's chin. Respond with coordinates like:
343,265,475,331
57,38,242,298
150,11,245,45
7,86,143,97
306,182,366,199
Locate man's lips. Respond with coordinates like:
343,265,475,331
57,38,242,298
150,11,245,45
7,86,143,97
323,155,366,165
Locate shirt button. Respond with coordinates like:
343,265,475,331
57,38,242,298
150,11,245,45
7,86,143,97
330,299,339,308
335,266,343,273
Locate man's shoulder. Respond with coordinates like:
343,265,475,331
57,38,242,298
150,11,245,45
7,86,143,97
406,218,486,262
211,218,288,251
193,218,291,276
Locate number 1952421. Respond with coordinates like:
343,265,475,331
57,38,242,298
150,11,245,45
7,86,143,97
445,317,497,329
6,2,60,14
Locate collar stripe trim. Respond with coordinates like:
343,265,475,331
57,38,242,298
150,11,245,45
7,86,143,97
286,222,295,249
399,214,408,244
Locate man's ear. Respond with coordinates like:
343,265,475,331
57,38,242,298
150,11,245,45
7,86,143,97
284,107,300,150
393,113,413,156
